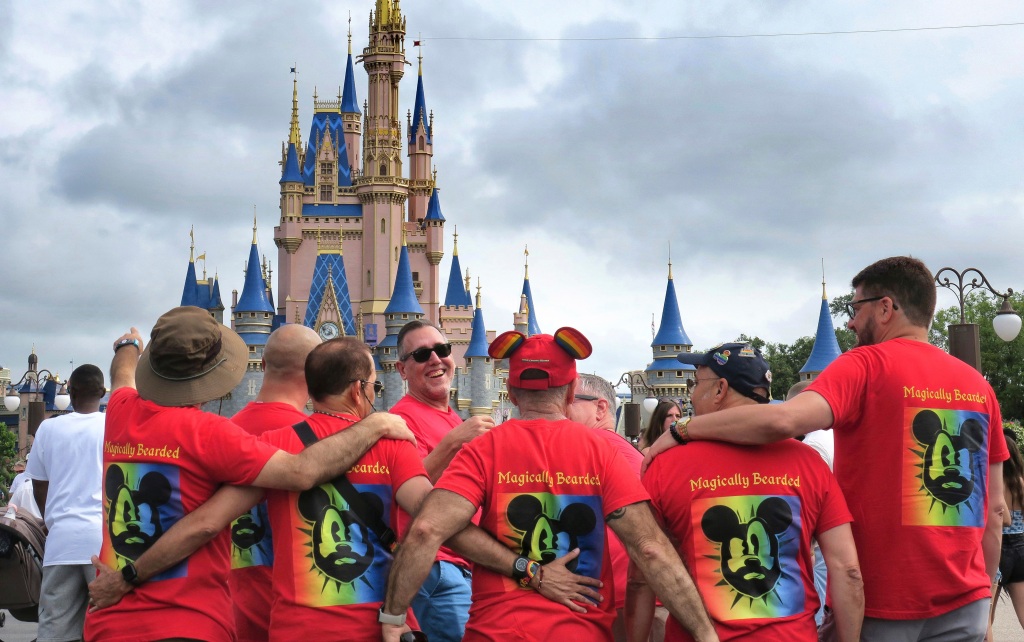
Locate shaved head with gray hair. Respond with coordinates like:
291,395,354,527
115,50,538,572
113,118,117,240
264,324,322,378
576,373,616,409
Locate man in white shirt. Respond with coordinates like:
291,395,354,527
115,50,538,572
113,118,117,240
26,364,107,642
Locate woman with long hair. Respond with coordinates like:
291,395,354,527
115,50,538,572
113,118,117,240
639,400,682,453
998,431,1024,630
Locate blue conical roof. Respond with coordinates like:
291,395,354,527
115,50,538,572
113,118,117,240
408,70,432,145
303,113,352,187
652,276,692,347
341,52,360,114
800,296,843,374
384,245,424,315
280,142,302,183
522,278,541,336
180,261,199,307
465,304,489,358
444,253,471,307
210,277,224,309
236,243,275,313
425,188,445,221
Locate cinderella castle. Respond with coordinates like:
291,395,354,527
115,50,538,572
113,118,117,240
175,0,843,420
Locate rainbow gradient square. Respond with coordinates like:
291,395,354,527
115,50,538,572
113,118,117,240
902,407,989,527
691,495,805,621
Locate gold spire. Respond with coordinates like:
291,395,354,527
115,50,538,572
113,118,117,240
289,66,301,145
475,277,482,308
821,258,827,300
524,245,529,280
252,207,258,244
189,226,195,262
668,241,673,280
347,12,352,54
452,224,459,256
402,223,407,246
464,268,471,294
417,34,423,75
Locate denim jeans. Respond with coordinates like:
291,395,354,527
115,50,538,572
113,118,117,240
410,560,472,642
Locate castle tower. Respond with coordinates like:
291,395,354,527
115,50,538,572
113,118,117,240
179,227,225,322
357,0,410,333
520,247,541,336
799,276,843,381
209,273,225,324
465,282,496,417
377,238,424,409
644,258,693,404
439,226,473,362
181,227,200,307
304,230,357,340
406,53,434,223
341,21,362,170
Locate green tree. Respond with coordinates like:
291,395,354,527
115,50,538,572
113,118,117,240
0,423,15,502
929,291,1024,421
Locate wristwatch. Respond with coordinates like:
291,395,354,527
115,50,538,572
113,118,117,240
378,606,407,626
669,417,692,445
120,561,143,586
115,338,141,353
512,555,531,582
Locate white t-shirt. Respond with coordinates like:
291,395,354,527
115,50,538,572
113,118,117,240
25,411,105,565
802,428,835,471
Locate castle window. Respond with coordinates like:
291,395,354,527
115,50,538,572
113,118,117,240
418,138,423,151
658,371,664,377
320,184,333,202
380,218,386,234
412,271,419,282
379,162,387,175
250,312,256,318
660,346,666,351
319,162,332,177
367,270,371,286
676,371,683,377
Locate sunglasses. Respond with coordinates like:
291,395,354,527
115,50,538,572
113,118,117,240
573,394,600,402
351,379,384,396
401,342,453,363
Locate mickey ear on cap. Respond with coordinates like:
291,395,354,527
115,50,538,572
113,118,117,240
554,327,592,360
488,331,526,359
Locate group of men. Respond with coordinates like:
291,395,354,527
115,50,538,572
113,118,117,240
18,254,1008,642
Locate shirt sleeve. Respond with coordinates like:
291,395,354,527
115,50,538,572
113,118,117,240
599,445,651,518
387,440,429,490
389,403,433,459
987,396,1009,465
812,460,853,537
806,350,870,435
201,417,280,486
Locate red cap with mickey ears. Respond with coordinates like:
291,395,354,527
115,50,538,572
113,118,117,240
489,327,592,390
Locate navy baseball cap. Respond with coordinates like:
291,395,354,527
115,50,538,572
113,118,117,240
678,342,772,404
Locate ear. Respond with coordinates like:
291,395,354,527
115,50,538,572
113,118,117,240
395,358,408,380
701,505,740,543
260,358,267,372
756,497,793,534
912,410,943,446
554,327,592,359
489,331,526,359
105,465,126,501
595,397,610,422
507,495,543,530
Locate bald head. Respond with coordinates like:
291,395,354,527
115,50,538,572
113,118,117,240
263,324,322,382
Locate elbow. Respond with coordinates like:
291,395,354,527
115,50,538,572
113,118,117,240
406,514,446,550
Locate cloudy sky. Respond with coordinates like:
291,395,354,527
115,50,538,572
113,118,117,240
3,0,1024,392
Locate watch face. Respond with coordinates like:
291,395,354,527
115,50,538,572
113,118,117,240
514,557,528,574
318,322,340,340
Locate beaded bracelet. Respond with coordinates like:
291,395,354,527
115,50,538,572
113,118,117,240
520,560,540,588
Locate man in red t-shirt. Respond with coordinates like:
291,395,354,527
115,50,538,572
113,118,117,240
645,257,1010,641
84,307,415,642
228,324,322,642
632,342,862,641
389,320,495,642
568,372,644,642
382,328,719,642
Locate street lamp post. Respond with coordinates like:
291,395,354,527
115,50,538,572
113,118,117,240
617,372,659,446
934,267,1022,372
3,367,71,456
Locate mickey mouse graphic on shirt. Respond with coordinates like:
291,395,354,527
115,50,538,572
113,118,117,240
231,501,273,569
506,494,598,573
296,483,381,585
701,497,793,601
104,464,173,563
911,409,984,510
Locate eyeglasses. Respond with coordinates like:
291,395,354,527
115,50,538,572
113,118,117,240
401,342,453,363
686,377,720,392
845,296,899,319
350,379,384,396
573,394,599,402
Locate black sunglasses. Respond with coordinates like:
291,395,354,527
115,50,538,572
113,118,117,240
351,379,384,396
573,394,599,402
402,342,453,363
845,296,899,319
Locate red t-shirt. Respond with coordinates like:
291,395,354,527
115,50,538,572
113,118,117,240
591,428,643,610
435,418,650,641
389,394,473,568
229,401,307,642
259,412,426,641
644,439,851,641
85,388,279,642
807,339,1009,619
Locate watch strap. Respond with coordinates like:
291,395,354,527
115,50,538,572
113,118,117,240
511,555,530,581
378,606,407,626
121,561,142,586
115,338,141,353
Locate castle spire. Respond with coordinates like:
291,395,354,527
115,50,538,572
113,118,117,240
235,219,274,315
341,16,360,114
384,243,425,316
651,259,692,348
252,207,258,245
408,47,432,145
444,227,471,307
465,279,490,358
180,228,200,307
801,264,842,378
289,66,301,145
520,246,541,335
